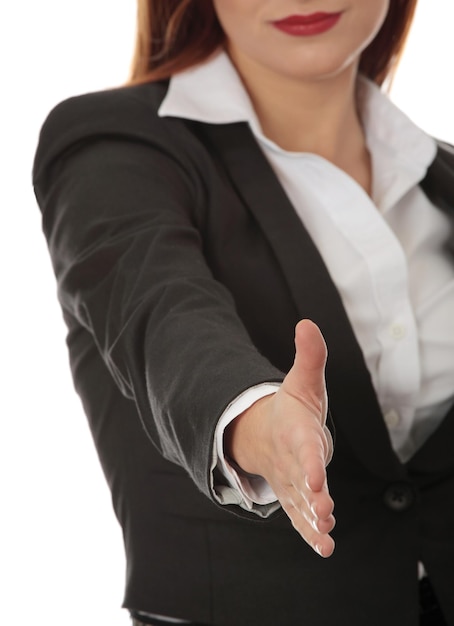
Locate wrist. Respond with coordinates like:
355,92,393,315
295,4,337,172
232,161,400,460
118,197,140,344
224,395,273,476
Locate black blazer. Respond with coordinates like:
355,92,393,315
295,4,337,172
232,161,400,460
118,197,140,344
33,82,454,626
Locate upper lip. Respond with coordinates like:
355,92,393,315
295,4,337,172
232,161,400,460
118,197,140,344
272,12,342,25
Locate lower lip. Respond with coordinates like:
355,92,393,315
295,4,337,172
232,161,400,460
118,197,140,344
272,13,342,37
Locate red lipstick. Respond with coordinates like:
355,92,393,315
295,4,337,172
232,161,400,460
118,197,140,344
272,12,342,36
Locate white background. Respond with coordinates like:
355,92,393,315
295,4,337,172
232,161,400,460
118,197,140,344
1,1,453,624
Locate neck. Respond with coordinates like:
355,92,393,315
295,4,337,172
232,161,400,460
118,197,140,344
228,48,371,194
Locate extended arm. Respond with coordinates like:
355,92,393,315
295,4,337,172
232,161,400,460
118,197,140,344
33,101,284,504
33,95,335,554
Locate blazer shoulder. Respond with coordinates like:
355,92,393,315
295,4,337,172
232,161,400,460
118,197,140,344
33,81,189,184
39,81,169,133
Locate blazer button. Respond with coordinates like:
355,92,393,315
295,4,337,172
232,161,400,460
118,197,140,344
383,482,415,512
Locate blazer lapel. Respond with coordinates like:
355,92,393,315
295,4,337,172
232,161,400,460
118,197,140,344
421,142,454,259
421,142,454,215
407,142,454,471
200,121,406,480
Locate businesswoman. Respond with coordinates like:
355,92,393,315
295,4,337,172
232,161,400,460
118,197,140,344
33,0,454,624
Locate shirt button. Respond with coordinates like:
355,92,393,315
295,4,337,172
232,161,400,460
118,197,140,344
390,322,406,340
384,409,401,429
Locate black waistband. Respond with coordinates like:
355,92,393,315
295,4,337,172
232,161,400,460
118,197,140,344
130,610,208,626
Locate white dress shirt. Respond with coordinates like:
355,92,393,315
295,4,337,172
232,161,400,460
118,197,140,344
159,50,454,513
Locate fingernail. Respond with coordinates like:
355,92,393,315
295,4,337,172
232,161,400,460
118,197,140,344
305,476,312,491
311,518,319,532
315,544,324,557
310,503,318,519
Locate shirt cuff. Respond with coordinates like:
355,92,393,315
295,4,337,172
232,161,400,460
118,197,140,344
210,384,281,517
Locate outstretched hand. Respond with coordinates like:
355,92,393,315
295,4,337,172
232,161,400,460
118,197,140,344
225,320,335,557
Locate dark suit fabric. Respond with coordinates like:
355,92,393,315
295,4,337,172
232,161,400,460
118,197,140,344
33,81,454,626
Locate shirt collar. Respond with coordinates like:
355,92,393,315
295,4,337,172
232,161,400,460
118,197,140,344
158,49,259,126
159,49,436,209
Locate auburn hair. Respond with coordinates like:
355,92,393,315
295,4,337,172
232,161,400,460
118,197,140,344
129,0,418,86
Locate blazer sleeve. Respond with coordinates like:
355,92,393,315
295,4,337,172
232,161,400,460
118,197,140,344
32,89,285,504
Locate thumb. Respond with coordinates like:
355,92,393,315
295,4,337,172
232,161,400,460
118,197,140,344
284,319,328,411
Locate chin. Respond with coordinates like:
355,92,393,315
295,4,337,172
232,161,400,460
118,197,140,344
278,56,359,83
